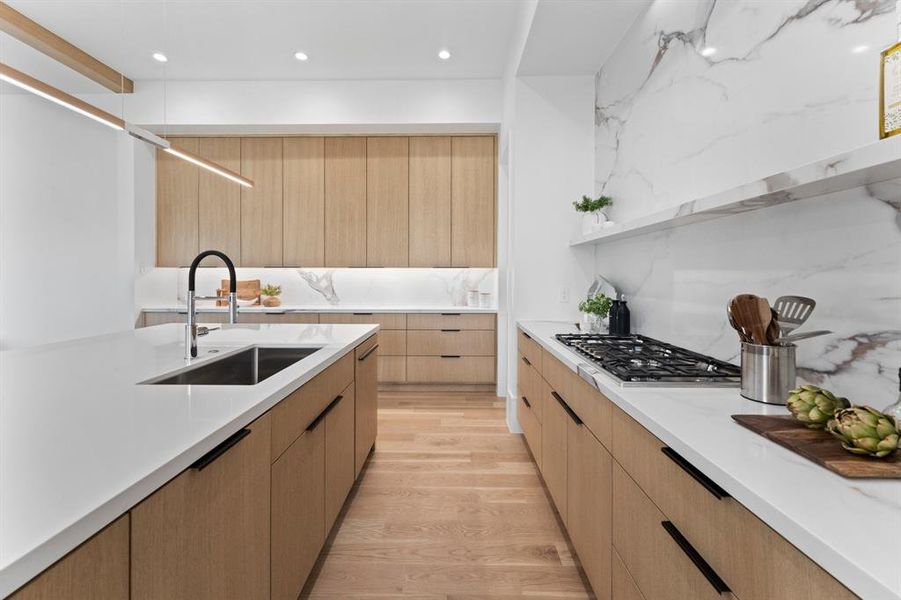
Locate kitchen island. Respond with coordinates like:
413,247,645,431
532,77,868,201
518,320,901,600
0,322,379,598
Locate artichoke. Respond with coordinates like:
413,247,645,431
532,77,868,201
827,406,900,458
785,384,850,429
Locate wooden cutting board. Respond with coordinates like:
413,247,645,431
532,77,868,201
216,279,260,306
732,414,901,479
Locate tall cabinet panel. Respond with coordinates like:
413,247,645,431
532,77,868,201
197,137,241,266
366,137,409,266
451,136,495,267
409,136,451,267
325,137,367,266
240,138,283,267
284,137,325,266
157,137,199,267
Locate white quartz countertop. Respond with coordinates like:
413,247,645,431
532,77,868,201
0,323,377,598
141,304,497,314
518,320,901,600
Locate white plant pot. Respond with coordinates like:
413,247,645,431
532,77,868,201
581,211,608,235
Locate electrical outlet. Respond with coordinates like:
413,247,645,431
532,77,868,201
560,287,570,303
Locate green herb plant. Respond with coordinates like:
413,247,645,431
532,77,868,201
572,195,614,213
578,293,613,318
261,284,282,297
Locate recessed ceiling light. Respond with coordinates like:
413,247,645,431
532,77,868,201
852,45,869,54
438,49,451,60
700,47,716,57
152,52,168,63
294,51,309,61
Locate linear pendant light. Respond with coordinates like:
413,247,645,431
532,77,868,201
0,61,253,188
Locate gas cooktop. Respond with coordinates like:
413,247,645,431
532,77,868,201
555,333,741,387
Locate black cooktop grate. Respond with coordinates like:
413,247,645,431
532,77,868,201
555,333,740,384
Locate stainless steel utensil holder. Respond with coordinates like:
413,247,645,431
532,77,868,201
740,342,796,405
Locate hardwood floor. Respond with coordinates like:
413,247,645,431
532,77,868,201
301,392,595,599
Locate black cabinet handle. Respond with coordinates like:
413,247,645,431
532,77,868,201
358,344,379,361
191,428,251,471
661,521,731,594
521,396,531,409
441,355,461,359
521,355,532,366
441,329,461,333
661,447,730,500
551,391,582,426
440,313,462,316
353,312,374,316
523,332,532,340
307,395,343,432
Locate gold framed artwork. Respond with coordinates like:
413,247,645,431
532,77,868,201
880,41,901,139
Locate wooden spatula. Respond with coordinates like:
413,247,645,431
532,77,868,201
731,294,772,346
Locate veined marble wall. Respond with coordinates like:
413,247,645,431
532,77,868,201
593,0,901,401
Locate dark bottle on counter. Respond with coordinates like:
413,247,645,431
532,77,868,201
609,298,631,335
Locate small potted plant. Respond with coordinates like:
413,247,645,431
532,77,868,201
578,293,612,333
261,284,282,308
573,194,614,235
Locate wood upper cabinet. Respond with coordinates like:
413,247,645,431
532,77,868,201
271,422,325,600
157,137,199,267
130,414,271,600
284,137,325,266
367,137,409,266
325,137,367,266
324,383,356,532
451,136,495,267
197,137,241,265
10,516,129,600
241,137,283,266
409,136,451,267
355,335,379,476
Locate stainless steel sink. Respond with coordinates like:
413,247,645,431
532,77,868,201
147,346,323,385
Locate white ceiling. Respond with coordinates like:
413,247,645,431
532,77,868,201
4,0,525,81
517,0,650,76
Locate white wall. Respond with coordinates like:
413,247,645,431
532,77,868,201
0,93,140,349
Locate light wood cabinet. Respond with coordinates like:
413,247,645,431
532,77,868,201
325,137,367,266
236,312,319,324
406,329,495,356
9,516,129,600
355,335,379,476
517,329,543,373
320,312,406,329
367,137,409,266
284,137,325,266
406,356,495,384
378,355,407,383
271,418,325,600
612,550,646,600
540,381,568,524
197,137,241,265
409,136,451,267
568,419,613,600
325,384,356,532
130,414,271,600
517,361,542,469
451,136,495,267
241,137,284,266
406,312,495,330
157,137,199,267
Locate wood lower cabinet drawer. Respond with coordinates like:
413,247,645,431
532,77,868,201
517,328,542,371
612,549,646,600
541,351,611,447
518,394,541,469
518,355,543,423
612,462,728,600
540,381,568,525
237,312,319,324
378,330,406,355
320,312,406,329
378,355,407,383
407,313,495,330
406,356,495,383
407,330,495,356
611,407,855,600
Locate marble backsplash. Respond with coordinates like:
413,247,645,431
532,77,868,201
136,267,498,309
591,0,901,402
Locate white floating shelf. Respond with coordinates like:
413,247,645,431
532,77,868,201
570,136,901,247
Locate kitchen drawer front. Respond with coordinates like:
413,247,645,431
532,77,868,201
406,356,495,384
517,328,543,371
541,350,611,447
611,407,855,600
518,395,542,469
237,312,319,324
407,313,496,330
378,355,407,383
612,463,729,600
379,330,407,355
320,312,406,329
271,352,354,461
518,355,543,424
407,330,495,356
612,549,646,600
540,380,568,525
